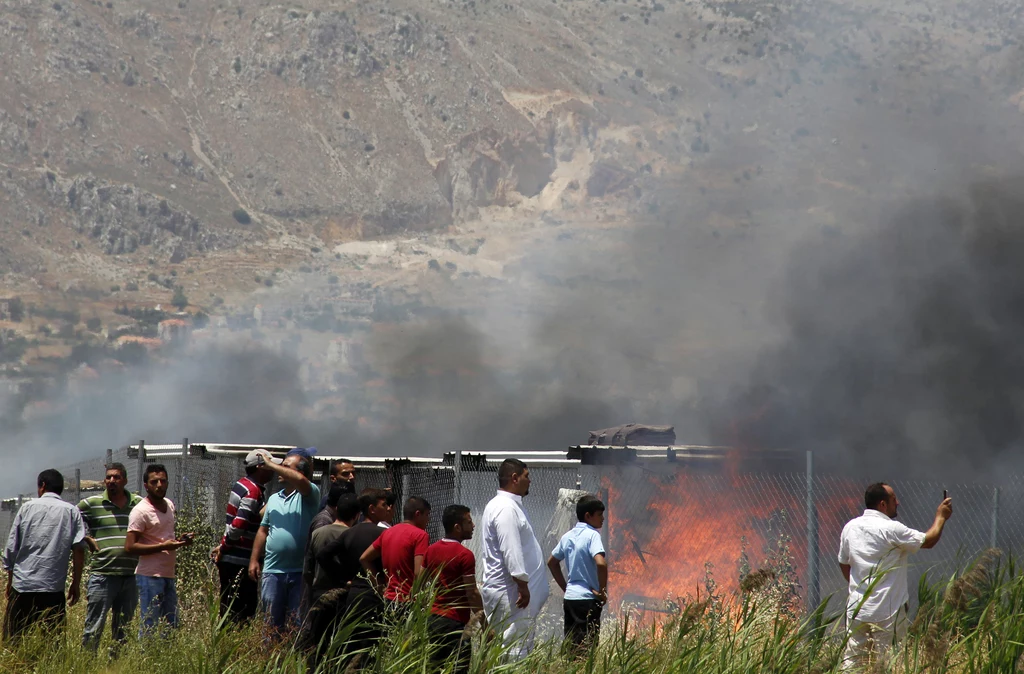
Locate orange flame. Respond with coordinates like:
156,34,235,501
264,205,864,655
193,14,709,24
603,469,861,617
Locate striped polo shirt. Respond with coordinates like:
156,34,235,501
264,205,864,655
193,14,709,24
77,491,143,576
220,477,266,566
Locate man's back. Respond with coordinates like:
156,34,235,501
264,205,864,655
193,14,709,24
839,510,925,621
220,477,264,567
424,540,476,623
319,522,383,593
306,523,349,601
481,492,543,590
4,493,86,592
373,522,428,601
552,523,604,600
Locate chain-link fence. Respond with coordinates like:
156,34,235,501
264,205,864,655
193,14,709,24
2,446,1021,634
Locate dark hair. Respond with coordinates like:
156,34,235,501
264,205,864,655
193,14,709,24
865,482,890,509
358,488,389,518
497,458,528,488
326,482,350,508
143,464,168,484
442,504,471,535
576,495,606,522
331,459,354,478
384,490,397,507
37,469,64,495
106,462,128,480
293,457,313,480
245,463,260,477
403,496,431,521
336,493,361,523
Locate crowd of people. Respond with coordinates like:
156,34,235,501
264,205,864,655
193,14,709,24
0,452,610,670
1,450,956,672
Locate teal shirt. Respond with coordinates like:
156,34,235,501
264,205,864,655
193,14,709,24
260,484,321,574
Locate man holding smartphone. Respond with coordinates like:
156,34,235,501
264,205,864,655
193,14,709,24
838,482,952,670
125,464,193,638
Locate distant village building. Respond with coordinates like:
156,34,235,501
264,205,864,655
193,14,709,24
158,318,192,344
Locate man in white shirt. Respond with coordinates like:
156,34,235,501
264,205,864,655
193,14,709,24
838,482,952,670
481,458,550,659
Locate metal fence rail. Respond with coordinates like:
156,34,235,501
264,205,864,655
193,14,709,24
1,446,1020,632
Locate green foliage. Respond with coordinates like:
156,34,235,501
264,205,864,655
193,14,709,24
85,316,102,331
4,550,1024,673
172,286,189,310
232,208,251,225
8,297,24,322
126,281,140,292
193,311,210,329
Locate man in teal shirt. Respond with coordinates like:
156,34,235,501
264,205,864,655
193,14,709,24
248,449,321,633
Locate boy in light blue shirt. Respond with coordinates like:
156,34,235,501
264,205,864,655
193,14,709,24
547,495,607,654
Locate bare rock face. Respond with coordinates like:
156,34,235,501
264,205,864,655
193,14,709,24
40,172,231,261
434,128,556,221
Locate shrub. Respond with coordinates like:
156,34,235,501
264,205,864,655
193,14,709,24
125,281,139,291
110,285,121,292
327,275,339,285
171,286,189,310
232,208,251,224
85,317,102,331
7,297,23,322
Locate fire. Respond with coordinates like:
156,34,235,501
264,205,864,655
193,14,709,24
603,468,861,618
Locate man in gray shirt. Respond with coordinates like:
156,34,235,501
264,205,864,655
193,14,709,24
3,469,87,639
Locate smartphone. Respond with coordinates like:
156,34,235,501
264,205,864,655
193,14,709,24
943,489,948,500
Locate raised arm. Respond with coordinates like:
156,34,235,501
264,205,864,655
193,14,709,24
253,450,312,497
921,498,953,549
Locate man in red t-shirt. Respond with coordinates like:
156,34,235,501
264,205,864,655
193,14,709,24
360,496,430,604
423,504,484,674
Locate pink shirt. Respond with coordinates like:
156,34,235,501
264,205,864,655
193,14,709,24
128,498,177,578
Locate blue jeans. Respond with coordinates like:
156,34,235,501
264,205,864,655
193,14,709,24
83,574,137,651
137,576,178,638
260,571,303,632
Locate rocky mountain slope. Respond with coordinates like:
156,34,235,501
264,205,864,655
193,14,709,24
3,0,1024,448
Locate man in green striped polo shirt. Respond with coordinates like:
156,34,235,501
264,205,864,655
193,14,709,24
77,463,143,653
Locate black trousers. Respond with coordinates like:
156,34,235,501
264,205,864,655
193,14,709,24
428,614,470,674
217,561,260,623
4,590,66,639
563,598,602,651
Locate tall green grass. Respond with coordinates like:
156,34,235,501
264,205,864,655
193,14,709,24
1,549,1022,673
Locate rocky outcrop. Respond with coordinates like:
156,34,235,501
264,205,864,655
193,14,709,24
433,128,555,221
40,172,233,261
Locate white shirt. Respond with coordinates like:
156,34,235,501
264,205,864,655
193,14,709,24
481,490,547,602
838,509,925,623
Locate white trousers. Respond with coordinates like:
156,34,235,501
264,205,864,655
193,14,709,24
482,582,549,660
842,606,908,672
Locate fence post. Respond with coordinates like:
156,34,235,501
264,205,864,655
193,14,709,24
136,440,146,494
991,487,1000,550
179,437,189,507
105,448,113,468
73,468,81,503
454,450,462,504
806,451,820,617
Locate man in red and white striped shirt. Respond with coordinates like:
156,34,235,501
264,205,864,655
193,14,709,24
215,450,279,621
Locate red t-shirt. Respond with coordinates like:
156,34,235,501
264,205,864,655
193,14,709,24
372,522,429,602
423,539,476,624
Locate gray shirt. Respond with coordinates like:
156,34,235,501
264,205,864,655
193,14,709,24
3,492,86,593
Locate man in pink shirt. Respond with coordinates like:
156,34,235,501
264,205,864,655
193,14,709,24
125,464,193,637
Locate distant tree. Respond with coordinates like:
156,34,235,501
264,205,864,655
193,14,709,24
171,287,189,310
86,317,102,331
193,311,209,329
125,281,139,291
115,341,148,366
232,208,251,224
8,297,24,322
